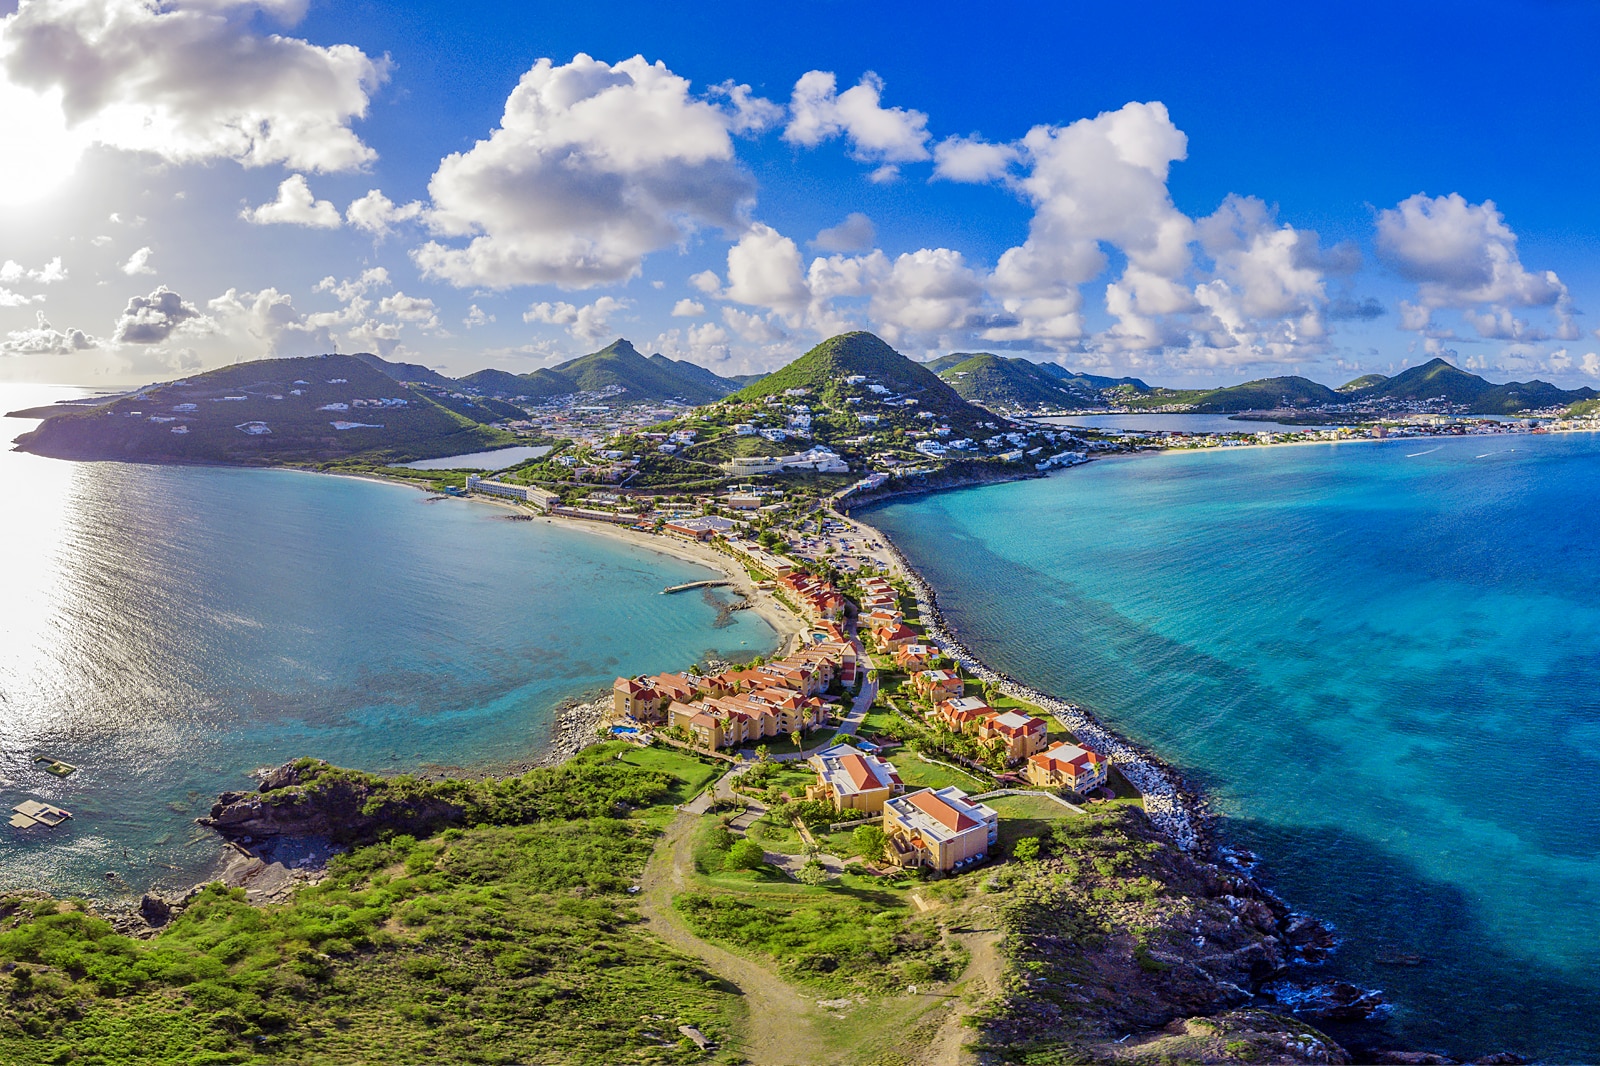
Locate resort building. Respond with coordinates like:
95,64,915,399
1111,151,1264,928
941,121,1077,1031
976,711,1050,762
872,621,918,650
1026,741,1109,793
864,609,903,631
882,787,999,872
912,668,965,702
465,475,560,510
934,696,994,733
664,515,737,541
805,743,904,814
894,643,937,671
612,677,667,721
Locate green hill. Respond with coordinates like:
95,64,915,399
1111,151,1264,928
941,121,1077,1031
1349,357,1596,413
459,340,737,405
1123,376,1343,412
931,352,1149,411
1337,373,1389,392
13,354,512,464
732,332,987,422
352,352,455,388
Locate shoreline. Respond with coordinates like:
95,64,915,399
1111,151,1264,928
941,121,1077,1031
844,501,1207,851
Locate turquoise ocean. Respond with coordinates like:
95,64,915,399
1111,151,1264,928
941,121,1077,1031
864,432,1600,1061
0,385,778,902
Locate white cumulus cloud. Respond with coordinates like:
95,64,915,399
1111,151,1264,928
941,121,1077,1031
122,246,155,275
347,188,424,236
524,295,629,345
242,174,342,228
2,311,96,354
0,0,387,180
784,70,930,179
413,53,765,289
113,286,206,344
1376,192,1572,340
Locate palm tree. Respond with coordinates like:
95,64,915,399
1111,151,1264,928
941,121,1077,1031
790,729,803,751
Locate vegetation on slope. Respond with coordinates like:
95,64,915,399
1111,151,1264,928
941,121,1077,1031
728,332,996,434
12,355,513,464
1121,358,1596,414
932,352,1148,411
458,341,737,405
0,747,743,1066
1120,376,1343,413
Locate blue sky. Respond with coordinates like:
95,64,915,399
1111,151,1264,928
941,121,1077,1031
2,0,1599,387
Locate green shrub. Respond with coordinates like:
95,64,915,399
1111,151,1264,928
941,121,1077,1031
723,840,766,871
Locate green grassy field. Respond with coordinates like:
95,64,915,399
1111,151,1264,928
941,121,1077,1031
0,745,750,1065
894,755,988,794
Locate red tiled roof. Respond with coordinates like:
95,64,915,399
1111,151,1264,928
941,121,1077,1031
906,790,977,832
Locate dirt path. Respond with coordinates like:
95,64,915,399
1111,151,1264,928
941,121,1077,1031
922,925,1006,1066
636,812,833,1065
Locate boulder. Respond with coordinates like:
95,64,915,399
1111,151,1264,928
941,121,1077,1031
139,894,171,926
1293,982,1386,1022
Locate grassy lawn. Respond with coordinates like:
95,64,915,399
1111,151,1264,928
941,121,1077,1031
895,754,989,793
610,743,725,806
986,794,1079,853
856,708,903,737
730,729,833,758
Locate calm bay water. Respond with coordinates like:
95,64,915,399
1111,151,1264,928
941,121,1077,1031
866,433,1600,1061
0,385,776,901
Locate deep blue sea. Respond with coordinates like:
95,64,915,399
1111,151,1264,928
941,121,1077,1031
0,385,777,902
865,433,1600,1062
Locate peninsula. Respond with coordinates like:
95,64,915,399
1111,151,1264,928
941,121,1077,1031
0,333,1542,1064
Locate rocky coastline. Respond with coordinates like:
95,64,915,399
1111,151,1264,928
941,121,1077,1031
846,507,1441,1044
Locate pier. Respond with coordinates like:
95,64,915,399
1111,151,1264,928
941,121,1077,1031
662,579,732,594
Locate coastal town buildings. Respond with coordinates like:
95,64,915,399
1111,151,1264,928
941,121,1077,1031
465,475,560,509
934,696,994,733
894,643,937,671
976,710,1050,761
805,743,904,813
912,668,964,703
882,787,998,872
1026,741,1109,792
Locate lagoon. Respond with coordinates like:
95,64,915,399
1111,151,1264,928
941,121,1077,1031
396,444,553,470
865,432,1600,1060
0,385,777,901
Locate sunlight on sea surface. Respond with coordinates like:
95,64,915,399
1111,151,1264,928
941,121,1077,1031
0,385,777,902
867,432,1600,1061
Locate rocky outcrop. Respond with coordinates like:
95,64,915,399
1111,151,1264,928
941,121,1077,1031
199,758,467,844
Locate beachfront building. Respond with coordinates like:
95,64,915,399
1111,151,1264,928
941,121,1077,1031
882,787,999,872
465,475,560,510
612,677,667,721
912,668,964,703
976,711,1050,762
934,696,994,733
1026,741,1109,793
664,515,737,541
806,743,904,814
